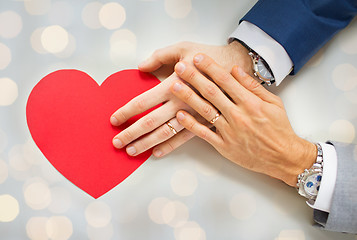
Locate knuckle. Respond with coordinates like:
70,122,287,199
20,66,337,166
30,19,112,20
202,104,213,117
198,128,208,140
183,90,194,102
122,130,134,143
229,107,241,120
115,110,127,122
161,127,172,138
201,57,213,68
137,140,149,152
134,98,146,111
142,117,156,129
166,141,175,152
275,96,284,106
187,121,196,131
181,131,194,141
187,69,196,81
247,78,261,91
216,72,230,84
204,84,217,97
152,49,162,58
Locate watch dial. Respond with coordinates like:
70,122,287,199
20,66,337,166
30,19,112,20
304,174,322,197
257,59,273,80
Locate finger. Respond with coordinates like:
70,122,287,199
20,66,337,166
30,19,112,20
153,129,196,157
174,61,235,114
176,111,223,147
191,53,250,104
112,101,178,148
138,44,182,72
171,80,227,128
152,113,211,157
125,118,184,156
110,80,171,126
232,66,283,106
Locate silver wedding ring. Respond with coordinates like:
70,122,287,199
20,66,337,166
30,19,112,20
166,121,177,135
209,112,221,124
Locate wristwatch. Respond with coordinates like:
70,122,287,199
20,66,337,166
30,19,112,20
296,143,324,203
234,39,275,85
248,51,275,86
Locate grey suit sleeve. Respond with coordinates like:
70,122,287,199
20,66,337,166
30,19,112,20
313,141,357,234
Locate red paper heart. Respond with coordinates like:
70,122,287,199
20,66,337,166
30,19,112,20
26,69,160,198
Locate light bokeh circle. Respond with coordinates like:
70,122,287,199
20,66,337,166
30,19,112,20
31,27,47,54
24,178,52,210
41,25,69,54
332,64,357,91
82,2,103,29
25,0,51,15
85,201,112,228
99,2,126,30
148,197,170,224
329,119,355,143
162,201,189,227
0,194,19,222
0,78,18,106
26,217,49,240
165,0,192,19
0,11,23,38
46,216,73,240
276,229,305,240
174,221,206,240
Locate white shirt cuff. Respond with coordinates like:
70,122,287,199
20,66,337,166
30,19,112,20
229,21,293,86
306,143,337,213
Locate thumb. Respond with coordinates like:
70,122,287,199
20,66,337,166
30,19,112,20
232,66,281,106
138,45,182,72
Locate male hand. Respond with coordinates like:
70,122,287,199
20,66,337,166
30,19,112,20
171,53,316,186
110,41,253,158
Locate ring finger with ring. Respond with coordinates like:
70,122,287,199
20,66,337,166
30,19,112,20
125,118,184,156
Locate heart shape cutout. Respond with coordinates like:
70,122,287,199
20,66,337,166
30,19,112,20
26,69,160,198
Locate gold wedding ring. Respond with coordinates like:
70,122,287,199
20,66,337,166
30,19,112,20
166,121,177,135
209,112,221,124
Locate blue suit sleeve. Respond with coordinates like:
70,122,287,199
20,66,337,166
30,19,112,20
241,0,357,74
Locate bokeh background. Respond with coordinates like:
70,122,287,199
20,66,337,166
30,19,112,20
0,0,357,239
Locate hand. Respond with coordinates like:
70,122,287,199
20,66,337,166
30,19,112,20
171,53,317,187
110,41,253,157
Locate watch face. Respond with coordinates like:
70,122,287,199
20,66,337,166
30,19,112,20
257,59,273,81
304,173,322,197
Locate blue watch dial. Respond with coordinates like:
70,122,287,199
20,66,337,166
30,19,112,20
304,173,322,197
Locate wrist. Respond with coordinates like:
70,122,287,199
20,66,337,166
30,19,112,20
281,138,317,187
226,40,254,77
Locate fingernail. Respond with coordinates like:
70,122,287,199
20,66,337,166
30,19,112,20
113,138,123,148
110,116,119,126
154,149,163,157
237,66,247,77
173,82,182,92
177,112,185,121
175,62,186,74
194,54,204,63
127,146,137,156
